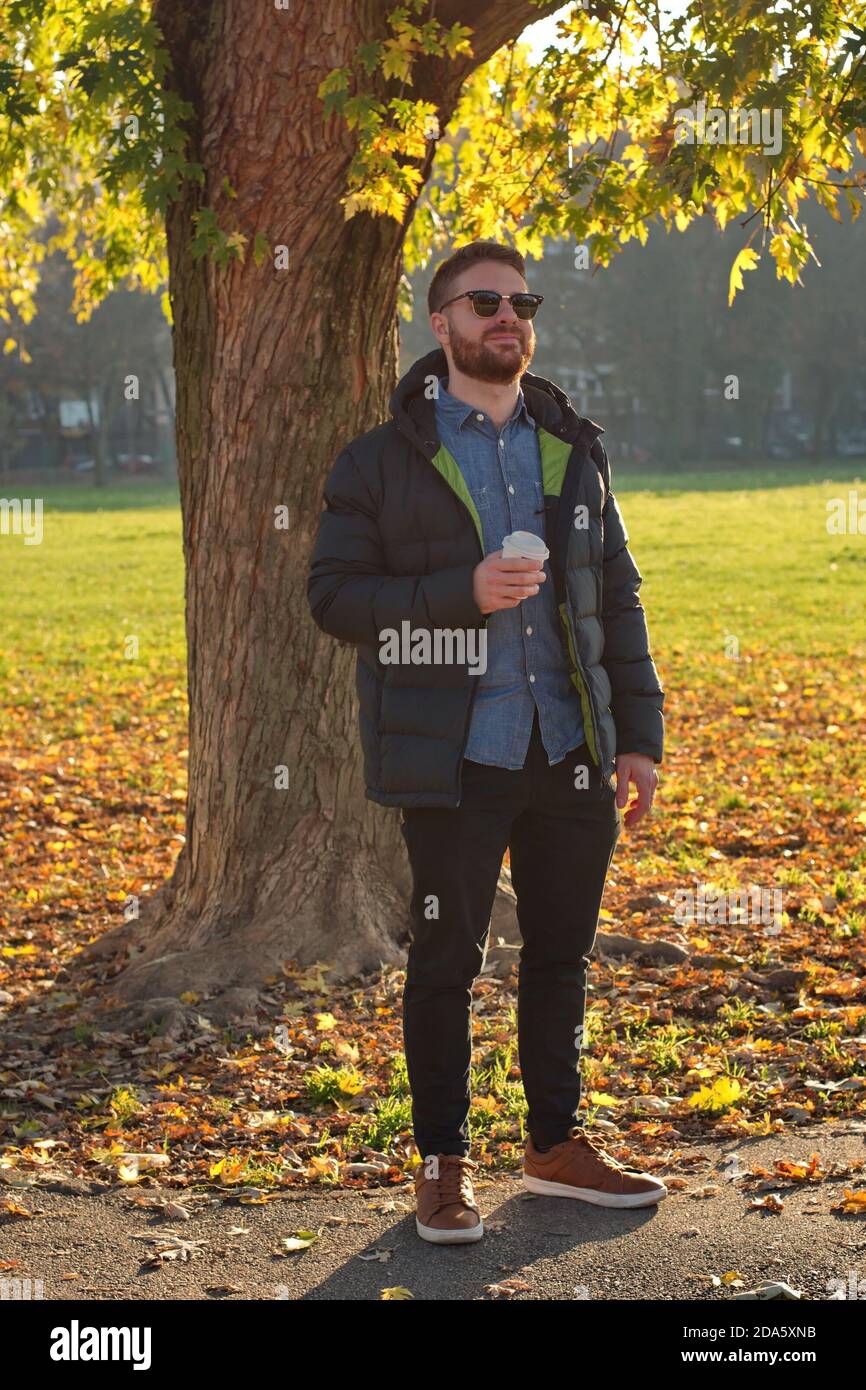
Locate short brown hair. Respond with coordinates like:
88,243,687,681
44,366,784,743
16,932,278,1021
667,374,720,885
427,240,526,316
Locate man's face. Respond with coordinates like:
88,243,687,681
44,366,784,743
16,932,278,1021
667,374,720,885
432,261,537,384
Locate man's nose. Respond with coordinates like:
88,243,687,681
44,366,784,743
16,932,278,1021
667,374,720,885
494,301,520,324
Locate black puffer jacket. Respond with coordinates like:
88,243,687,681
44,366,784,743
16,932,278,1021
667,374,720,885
307,347,664,808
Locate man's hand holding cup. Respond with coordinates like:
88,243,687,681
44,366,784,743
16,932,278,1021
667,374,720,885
473,531,549,616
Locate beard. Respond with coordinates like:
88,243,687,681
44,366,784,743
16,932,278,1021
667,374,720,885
448,318,535,384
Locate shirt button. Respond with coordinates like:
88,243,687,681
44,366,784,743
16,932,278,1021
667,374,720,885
526,625,533,635
476,413,484,422
529,674,536,683
508,484,515,494
498,438,505,449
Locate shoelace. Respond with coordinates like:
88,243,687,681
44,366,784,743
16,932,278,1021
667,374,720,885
575,1132,631,1172
429,1155,478,1207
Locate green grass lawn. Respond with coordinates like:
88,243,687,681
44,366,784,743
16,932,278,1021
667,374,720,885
0,481,185,742
613,462,866,657
1,464,862,725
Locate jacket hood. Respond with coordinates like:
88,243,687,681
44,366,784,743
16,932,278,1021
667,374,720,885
389,347,603,460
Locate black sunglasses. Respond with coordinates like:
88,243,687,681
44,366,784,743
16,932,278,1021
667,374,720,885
438,289,544,320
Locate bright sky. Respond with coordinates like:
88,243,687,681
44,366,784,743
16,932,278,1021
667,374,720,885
522,2,691,57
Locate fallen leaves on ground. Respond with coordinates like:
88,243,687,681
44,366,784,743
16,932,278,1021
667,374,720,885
0,651,865,1206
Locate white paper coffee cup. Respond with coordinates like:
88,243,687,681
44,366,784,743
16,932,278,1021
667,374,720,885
501,530,549,563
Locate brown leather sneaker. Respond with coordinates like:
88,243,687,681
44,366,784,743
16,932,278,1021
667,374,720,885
415,1153,484,1243
524,1127,667,1208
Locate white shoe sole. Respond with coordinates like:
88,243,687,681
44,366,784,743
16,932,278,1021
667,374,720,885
523,1172,667,1208
415,1215,484,1244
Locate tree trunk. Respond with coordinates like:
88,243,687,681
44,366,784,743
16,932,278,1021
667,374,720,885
87,0,560,1029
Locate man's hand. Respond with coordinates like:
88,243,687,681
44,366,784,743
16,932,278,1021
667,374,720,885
614,752,658,827
473,550,546,615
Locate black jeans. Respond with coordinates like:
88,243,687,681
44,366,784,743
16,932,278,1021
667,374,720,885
399,710,621,1158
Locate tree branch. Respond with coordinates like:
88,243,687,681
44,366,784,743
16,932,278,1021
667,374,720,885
411,0,564,106
394,1,564,237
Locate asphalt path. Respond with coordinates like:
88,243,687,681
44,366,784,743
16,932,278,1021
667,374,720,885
3,1122,865,1303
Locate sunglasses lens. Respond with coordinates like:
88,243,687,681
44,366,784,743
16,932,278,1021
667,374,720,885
471,292,501,316
512,295,540,319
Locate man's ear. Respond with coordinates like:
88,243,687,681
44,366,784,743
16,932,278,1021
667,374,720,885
430,311,449,348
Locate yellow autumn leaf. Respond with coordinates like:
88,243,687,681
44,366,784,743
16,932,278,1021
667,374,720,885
116,1163,143,1184
116,1153,169,1182
209,1156,249,1183
295,963,334,992
305,1154,341,1181
315,1012,337,1031
728,246,760,305
588,1092,619,1107
2,1198,34,1218
280,1231,319,1251
688,1076,742,1113
381,1286,414,1300
800,126,826,161
471,1094,498,1113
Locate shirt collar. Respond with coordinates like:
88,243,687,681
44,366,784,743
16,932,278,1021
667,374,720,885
435,375,534,431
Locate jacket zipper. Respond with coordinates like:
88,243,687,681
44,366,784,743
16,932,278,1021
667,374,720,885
560,599,603,776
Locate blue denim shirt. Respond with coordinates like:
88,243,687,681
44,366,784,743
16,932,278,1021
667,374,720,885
434,375,585,769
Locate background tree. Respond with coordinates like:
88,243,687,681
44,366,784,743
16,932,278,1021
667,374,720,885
1,0,865,1027
0,248,173,480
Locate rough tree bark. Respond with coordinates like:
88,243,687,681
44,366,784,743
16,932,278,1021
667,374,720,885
88,0,560,1030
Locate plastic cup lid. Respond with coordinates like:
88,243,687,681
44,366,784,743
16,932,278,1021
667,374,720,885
502,530,549,557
